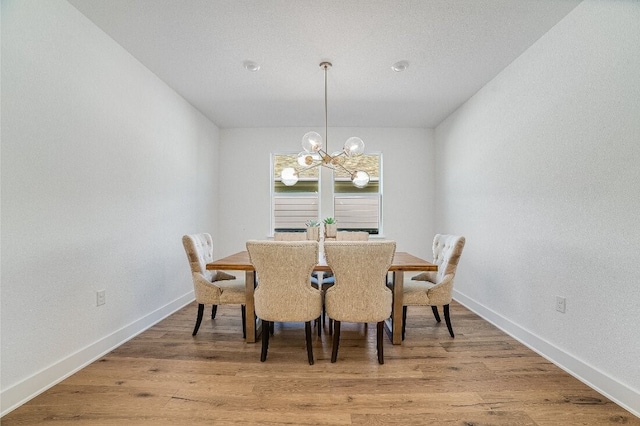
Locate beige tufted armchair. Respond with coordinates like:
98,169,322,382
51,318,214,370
182,234,246,338
323,240,396,364
246,240,323,365
401,234,465,339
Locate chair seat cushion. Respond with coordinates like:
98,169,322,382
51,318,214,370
322,276,335,285
217,279,246,304
402,279,434,305
214,270,237,281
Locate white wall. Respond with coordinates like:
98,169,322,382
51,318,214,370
218,127,435,259
435,0,640,415
1,0,220,414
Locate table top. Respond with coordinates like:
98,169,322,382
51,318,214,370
207,250,437,272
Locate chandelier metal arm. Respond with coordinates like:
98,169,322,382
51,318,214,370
332,161,356,177
296,161,322,174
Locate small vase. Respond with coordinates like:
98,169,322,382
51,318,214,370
325,223,337,238
306,226,320,241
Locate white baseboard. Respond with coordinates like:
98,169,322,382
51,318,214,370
453,289,640,418
0,292,195,417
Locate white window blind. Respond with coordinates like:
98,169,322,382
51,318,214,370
334,195,380,232
273,196,318,230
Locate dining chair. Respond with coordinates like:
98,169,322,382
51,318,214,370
335,231,369,241
246,240,323,365
273,231,323,336
182,233,246,338
323,240,396,364
273,232,307,241
323,230,369,332
400,234,465,339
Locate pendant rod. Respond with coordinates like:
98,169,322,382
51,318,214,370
320,61,331,154
324,65,328,152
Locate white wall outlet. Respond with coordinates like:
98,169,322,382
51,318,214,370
556,296,566,313
97,290,106,306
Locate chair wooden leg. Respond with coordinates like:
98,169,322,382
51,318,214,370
329,318,333,335
377,321,384,364
317,316,322,337
305,321,314,365
261,320,270,362
331,321,341,363
322,304,326,327
402,306,407,341
431,305,441,323
241,305,246,339
192,303,205,336
443,304,454,338
211,305,218,319
269,321,275,336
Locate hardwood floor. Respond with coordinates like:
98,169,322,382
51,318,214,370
3,301,637,425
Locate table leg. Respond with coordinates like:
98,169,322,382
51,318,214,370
384,270,404,345
244,271,261,343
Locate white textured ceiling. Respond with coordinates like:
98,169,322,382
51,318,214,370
67,0,581,128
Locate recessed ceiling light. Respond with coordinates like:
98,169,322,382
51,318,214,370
391,60,409,72
243,60,260,72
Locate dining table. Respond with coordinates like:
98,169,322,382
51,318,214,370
206,249,437,345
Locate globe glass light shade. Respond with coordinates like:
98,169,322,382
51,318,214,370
297,151,320,167
343,137,365,157
281,167,299,186
301,131,323,153
352,171,370,188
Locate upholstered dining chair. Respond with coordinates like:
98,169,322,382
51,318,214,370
335,231,369,241
323,230,369,332
323,240,396,364
246,240,323,365
182,233,246,338
401,234,466,339
274,232,307,241
273,231,324,336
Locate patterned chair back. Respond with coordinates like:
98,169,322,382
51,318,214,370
323,241,396,323
246,240,322,322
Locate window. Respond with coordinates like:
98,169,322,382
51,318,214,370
271,152,382,235
334,153,381,234
272,153,319,232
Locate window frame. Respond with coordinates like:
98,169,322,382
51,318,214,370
271,152,320,234
270,151,382,236
333,152,382,235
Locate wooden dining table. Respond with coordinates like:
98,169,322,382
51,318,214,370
206,250,437,345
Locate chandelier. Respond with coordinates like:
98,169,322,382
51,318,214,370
281,62,370,188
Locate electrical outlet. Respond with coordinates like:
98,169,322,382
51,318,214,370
555,296,566,313
97,290,106,306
